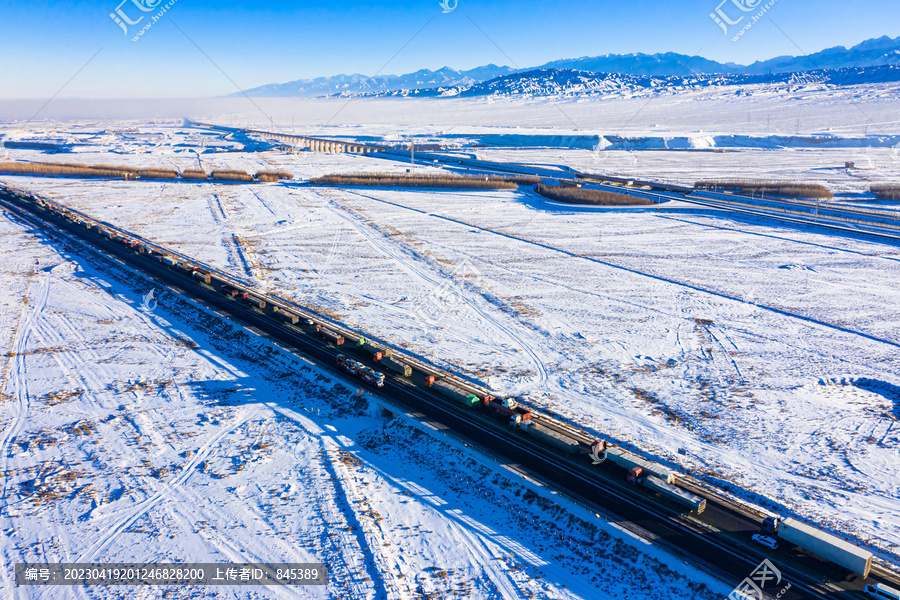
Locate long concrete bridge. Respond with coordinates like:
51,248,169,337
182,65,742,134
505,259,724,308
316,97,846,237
187,121,387,154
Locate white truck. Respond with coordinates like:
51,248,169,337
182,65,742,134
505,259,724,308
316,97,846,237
763,517,872,578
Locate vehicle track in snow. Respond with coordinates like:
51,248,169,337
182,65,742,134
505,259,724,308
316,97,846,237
0,272,49,501
337,189,900,353
322,437,410,600
307,438,379,599
655,213,900,264
319,190,550,388
74,407,259,562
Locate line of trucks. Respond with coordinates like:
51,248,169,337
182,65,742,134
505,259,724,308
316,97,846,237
0,187,880,581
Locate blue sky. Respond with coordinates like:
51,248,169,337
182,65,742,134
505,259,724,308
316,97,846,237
0,0,898,98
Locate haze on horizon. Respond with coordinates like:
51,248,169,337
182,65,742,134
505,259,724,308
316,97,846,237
0,0,898,101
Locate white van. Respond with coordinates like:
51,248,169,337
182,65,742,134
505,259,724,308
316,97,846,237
865,583,900,600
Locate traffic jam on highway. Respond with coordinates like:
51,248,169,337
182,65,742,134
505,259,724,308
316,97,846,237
2,185,895,598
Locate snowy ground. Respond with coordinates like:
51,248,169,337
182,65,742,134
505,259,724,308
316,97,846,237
0,195,724,599
1,87,899,578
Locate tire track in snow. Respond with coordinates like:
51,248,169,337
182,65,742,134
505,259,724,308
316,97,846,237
319,191,549,387
318,437,392,600
74,407,258,562
227,233,255,279
326,442,419,600
656,213,900,264
302,439,373,599
207,192,227,224
250,189,277,216
340,189,900,352
161,492,301,600
444,518,528,600
703,324,745,385
33,307,118,411
0,273,49,501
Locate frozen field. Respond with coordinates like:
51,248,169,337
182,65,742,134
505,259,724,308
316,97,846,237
1,87,899,577
0,194,724,599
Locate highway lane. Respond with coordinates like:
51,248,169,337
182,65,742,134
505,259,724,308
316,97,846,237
571,179,900,241
189,122,900,245
3,189,894,599
332,143,900,241
688,191,900,232
691,191,900,223
191,122,900,230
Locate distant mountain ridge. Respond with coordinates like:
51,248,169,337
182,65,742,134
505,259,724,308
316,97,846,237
240,64,515,98
367,64,900,99
533,35,900,76
236,35,900,97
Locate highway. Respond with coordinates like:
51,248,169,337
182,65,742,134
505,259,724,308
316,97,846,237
6,188,900,598
188,121,900,241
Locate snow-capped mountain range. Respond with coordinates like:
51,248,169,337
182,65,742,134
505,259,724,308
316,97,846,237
237,35,900,98
370,64,900,98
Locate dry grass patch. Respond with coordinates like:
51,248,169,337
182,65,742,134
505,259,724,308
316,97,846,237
695,179,833,199
254,169,294,182
870,184,900,200
1,161,176,181
0,160,137,179
136,168,178,179
310,172,520,189
181,168,208,180
534,184,655,205
210,169,253,182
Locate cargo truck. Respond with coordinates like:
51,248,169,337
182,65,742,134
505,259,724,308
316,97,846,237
318,328,344,346
627,467,706,513
220,285,240,297
379,356,412,377
762,517,872,578
192,270,212,284
336,354,384,388
606,447,675,484
364,344,391,361
343,333,367,347
523,422,580,454
273,307,300,325
243,294,266,309
484,397,529,426
432,380,480,407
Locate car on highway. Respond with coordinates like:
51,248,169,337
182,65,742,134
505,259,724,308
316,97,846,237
751,534,779,550
864,583,900,600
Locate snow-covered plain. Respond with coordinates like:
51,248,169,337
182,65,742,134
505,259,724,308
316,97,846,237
1,87,900,585
0,189,724,599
